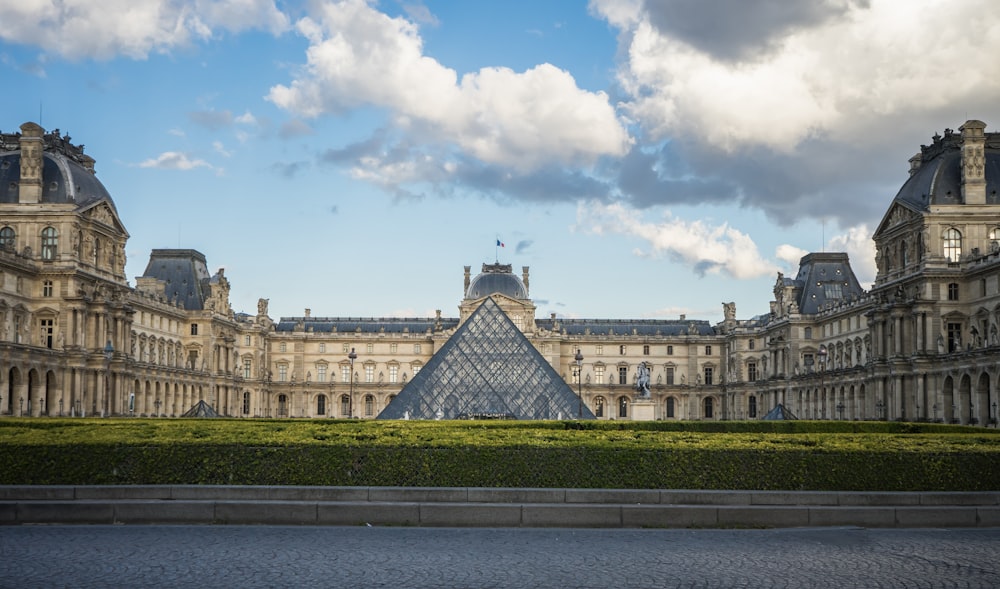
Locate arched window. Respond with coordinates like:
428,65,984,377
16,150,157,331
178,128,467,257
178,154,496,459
340,394,350,417
41,227,58,260
703,397,714,418
317,394,327,416
943,228,962,262
0,226,14,250
748,395,757,419
242,391,250,415
666,397,675,418
618,396,628,418
593,396,605,418
277,394,288,417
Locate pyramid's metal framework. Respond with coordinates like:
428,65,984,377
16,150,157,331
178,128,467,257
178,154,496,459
378,297,595,420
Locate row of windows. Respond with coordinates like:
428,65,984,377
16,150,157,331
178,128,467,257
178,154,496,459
0,226,59,260
273,363,421,383
585,364,715,386
274,342,424,355
590,344,715,356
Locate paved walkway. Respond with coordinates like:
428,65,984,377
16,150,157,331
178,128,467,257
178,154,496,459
2,525,999,588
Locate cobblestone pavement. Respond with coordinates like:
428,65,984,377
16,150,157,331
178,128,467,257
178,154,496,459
2,525,999,588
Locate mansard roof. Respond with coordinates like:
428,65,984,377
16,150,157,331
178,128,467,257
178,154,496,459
141,249,213,311
892,124,1000,211
275,317,459,334
378,297,594,420
0,125,113,209
536,317,716,337
792,252,866,315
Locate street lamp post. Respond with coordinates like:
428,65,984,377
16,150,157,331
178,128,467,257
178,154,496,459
348,347,357,419
574,349,584,419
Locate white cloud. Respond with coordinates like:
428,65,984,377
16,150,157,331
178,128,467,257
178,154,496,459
137,151,214,171
827,224,876,288
234,110,258,125
594,0,1000,152
268,0,630,171
0,0,289,60
212,141,232,157
575,201,780,279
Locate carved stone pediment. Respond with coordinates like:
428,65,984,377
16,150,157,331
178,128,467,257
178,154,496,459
874,202,921,238
82,202,127,234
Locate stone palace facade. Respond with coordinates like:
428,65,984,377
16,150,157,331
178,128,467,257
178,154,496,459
1,120,998,424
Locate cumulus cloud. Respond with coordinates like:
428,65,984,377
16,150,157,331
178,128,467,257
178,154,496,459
828,224,876,287
575,201,781,279
137,151,214,171
0,0,289,60
586,0,1000,230
268,0,630,172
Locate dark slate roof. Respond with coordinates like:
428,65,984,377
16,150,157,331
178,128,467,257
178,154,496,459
0,151,114,209
536,318,717,337
893,127,1000,211
275,317,459,333
466,263,527,300
378,297,595,420
141,249,212,311
793,252,866,315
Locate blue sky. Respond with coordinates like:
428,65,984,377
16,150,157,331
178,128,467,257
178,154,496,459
3,0,999,322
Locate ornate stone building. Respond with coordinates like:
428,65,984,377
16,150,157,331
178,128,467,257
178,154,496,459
2,120,998,424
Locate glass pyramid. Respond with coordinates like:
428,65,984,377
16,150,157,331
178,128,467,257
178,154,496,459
378,297,595,420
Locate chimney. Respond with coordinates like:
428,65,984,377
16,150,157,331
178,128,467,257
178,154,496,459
18,122,44,204
463,266,471,295
959,120,987,204
521,266,530,295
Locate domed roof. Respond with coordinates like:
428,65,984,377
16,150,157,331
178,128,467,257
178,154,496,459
0,125,114,210
893,123,1000,210
466,263,528,300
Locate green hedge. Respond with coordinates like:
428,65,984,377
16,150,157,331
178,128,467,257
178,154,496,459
1,418,998,490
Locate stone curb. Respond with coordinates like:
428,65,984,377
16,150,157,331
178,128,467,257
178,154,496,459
2,486,998,528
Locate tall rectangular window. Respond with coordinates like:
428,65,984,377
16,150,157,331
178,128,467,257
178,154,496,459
414,344,422,354
244,335,251,346
594,365,604,384
342,365,350,383
747,362,757,382
39,319,54,348
279,342,286,352
947,322,963,352
317,365,327,382
667,345,674,355
191,324,199,336
366,343,374,354
642,345,650,355
319,343,326,353
666,366,675,385
948,283,959,301
619,345,627,355
365,365,374,383
596,345,603,356
243,358,252,379
390,343,398,353
618,366,628,385
704,345,712,355
278,365,288,382
703,366,713,385
389,365,398,383
343,344,350,353
42,280,53,297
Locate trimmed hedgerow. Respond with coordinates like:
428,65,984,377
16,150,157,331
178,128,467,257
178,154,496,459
1,418,998,490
